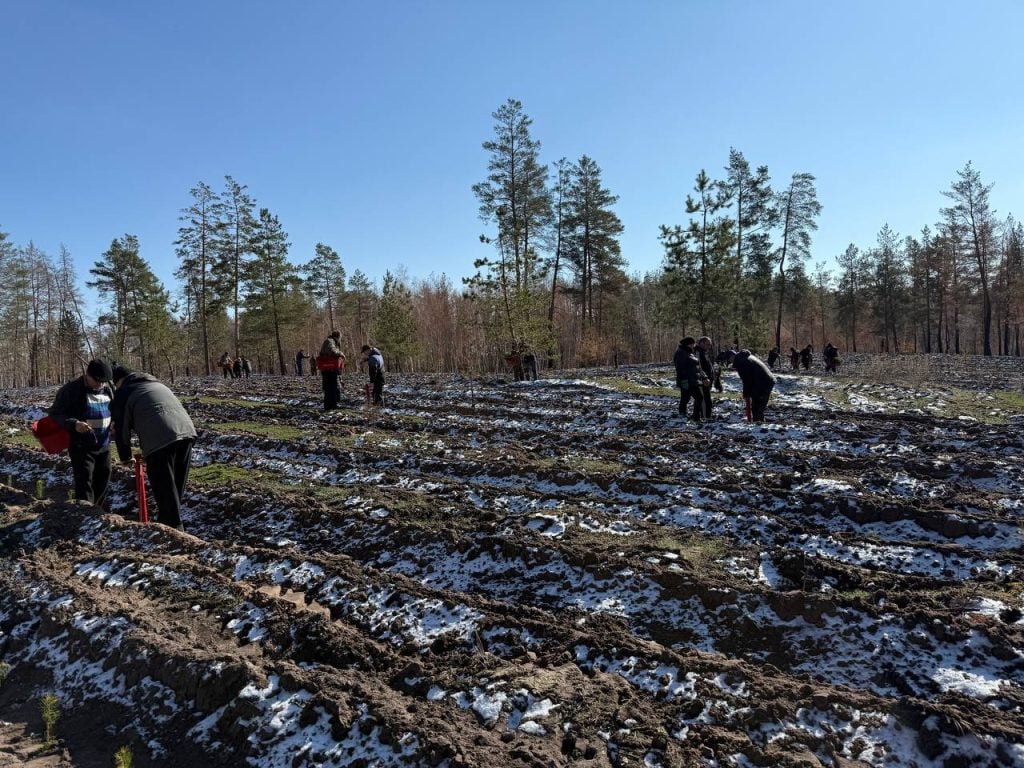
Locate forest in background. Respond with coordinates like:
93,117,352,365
1,98,1021,389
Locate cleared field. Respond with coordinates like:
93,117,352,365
2,355,1023,767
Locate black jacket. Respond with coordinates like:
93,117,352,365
733,351,775,398
697,347,714,386
48,376,114,452
673,344,699,389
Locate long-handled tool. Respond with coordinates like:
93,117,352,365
133,455,149,524
744,396,753,422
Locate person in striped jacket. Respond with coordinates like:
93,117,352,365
48,359,115,508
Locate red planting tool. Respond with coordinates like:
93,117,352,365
133,455,149,524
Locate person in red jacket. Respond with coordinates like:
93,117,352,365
318,331,346,410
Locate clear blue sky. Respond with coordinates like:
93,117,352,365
3,1,1022,311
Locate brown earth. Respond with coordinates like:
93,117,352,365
1,354,1023,767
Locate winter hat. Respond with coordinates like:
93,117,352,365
86,359,113,382
111,364,132,383
680,337,696,348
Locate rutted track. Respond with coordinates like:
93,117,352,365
2,357,1023,766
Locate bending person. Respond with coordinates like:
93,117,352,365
111,366,197,531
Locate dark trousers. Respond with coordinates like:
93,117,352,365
145,439,194,529
322,370,341,410
750,391,772,423
697,385,713,420
678,386,695,416
70,447,111,508
371,373,384,405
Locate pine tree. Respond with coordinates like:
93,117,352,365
245,208,299,374
175,182,222,375
214,176,256,357
347,270,376,345
869,224,908,352
773,173,822,352
942,162,997,355
564,155,624,329
835,243,869,352
374,271,419,372
469,98,552,346
303,243,347,329
88,235,176,372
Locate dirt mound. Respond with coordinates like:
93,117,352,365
2,358,1022,766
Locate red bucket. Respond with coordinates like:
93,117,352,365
31,416,70,454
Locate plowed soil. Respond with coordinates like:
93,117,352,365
2,355,1023,767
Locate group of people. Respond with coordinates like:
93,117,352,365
505,347,539,381
763,343,841,374
217,352,253,378
674,336,776,424
47,337,387,531
49,359,197,531
318,330,385,411
675,337,845,423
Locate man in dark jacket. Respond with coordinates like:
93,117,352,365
823,342,840,373
696,336,718,420
48,359,115,508
727,349,776,423
673,337,701,420
110,367,197,531
361,345,385,406
800,345,813,371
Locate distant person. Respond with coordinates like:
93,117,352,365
673,337,702,422
361,344,385,406
242,357,253,378
218,351,233,378
789,347,800,371
823,343,840,374
766,347,780,370
318,331,346,411
295,349,307,376
522,350,538,381
111,366,197,531
800,344,813,371
48,359,115,508
726,349,776,423
232,357,242,379
504,349,524,381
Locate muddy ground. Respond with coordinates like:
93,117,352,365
1,354,1022,767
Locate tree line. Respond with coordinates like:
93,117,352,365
1,99,1019,389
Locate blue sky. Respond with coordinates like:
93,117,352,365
3,1,1022,310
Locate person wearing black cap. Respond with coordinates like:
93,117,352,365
110,366,197,531
673,337,701,421
48,359,115,508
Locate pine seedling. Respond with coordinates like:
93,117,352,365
40,693,60,746
0,662,10,686
114,745,134,768
36,479,45,499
